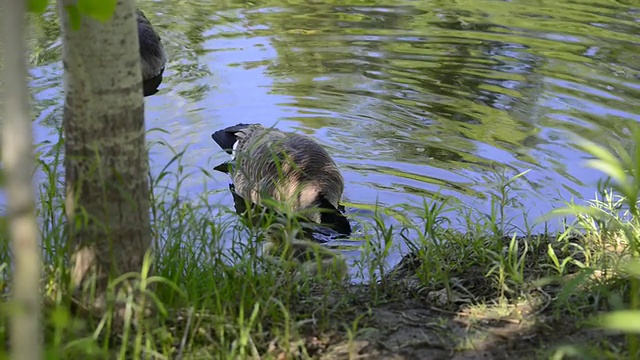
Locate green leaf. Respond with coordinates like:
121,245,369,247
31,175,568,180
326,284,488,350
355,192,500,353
27,0,48,13
620,259,640,277
584,159,628,189
556,267,595,304
65,5,81,31
578,139,621,167
77,0,117,22
634,127,640,187
504,169,532,187
547,244,560,269
597,310,640,333
542,205,609,223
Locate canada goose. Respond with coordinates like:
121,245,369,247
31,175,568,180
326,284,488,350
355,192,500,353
137,9,166,96
263,223,348,281
211,123,352,235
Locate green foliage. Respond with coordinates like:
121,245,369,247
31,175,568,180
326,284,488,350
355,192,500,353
2,131,639,358
27,0,48,14
63,5,81,31
597,310,640,334
77,0,117,22
545,127,640,358
29,0,118,30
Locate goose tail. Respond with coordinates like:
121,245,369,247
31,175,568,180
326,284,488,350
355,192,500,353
316,195,352,236
211,123,252,155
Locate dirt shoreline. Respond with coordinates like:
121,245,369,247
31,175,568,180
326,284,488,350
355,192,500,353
254,242,627,360
280,283,623,360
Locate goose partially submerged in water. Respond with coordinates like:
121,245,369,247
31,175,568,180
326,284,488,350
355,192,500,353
263,223,347,281
211,123,352,236
137,9,166,96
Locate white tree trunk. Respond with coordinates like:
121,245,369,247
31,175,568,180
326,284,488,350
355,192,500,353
57,0,152,312
1,0,43,359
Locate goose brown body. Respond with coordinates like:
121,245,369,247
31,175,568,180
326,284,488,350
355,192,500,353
211,124,351,235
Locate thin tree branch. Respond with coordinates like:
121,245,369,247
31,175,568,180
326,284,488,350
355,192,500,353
1,1,44,359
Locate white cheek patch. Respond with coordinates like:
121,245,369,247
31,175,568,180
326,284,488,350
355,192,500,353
231,140,240,161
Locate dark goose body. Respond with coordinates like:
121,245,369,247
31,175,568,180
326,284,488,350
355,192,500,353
137,9,166,96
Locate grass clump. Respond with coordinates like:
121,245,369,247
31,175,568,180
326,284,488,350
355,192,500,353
0,129,638,359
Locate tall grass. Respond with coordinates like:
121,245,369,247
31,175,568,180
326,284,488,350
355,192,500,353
545,130,640,359
0,129,638,359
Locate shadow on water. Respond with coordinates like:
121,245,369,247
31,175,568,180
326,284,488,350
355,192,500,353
9,0,640,275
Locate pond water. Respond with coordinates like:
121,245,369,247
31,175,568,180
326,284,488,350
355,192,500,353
17,0,640,271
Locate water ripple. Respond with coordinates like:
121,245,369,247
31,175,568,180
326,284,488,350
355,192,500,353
22,0,640,243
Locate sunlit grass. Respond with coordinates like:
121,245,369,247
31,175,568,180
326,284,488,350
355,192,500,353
545,129,640,359
0,129,637,359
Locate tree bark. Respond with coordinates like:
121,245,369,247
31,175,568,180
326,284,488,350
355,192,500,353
57,0,152,313
1,0,44,358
